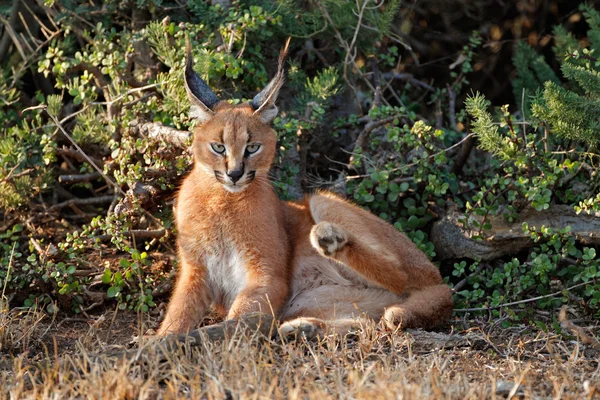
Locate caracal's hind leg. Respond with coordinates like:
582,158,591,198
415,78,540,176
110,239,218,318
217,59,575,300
309,221,406,295
307,193,453,329
383,284,453,330
279,285,404,339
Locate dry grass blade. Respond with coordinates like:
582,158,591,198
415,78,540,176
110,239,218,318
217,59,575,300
0,311,599,398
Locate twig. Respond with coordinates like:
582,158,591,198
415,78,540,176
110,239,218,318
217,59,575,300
446,84,458,132
298,102,317,190
318,0,390,112
382,72,434,92
49,195,115,212
33,107,126,197
55,147,104,167
0,0,21,61
93,229,167,242
450,133,475,175
454,282,589,312
452,263,487,293
0,14,26,60
348,114,399,169
543,125,551,153
1,167,33,183
2,243,17,301
58,172,101,184
90,81,168,107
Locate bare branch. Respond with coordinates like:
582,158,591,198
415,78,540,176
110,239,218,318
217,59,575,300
348,114,398,169
93,229,167,242
382,72,435,92
129,120,191,149
49,195,115,212
58,172,101,184
55,147,104,168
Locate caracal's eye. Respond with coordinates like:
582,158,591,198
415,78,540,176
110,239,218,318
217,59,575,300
246,143,261,155
210,143,226,154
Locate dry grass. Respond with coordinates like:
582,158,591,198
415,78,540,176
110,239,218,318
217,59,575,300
0,309,599,400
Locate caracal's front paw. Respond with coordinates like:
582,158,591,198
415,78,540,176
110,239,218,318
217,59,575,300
278,318,321,340
310,222,349,258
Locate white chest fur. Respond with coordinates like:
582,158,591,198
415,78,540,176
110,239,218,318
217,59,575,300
202,239,248,310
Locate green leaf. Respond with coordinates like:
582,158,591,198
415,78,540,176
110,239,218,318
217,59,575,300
107,286,118,298
363,194,375,203
102,269,112,284
407,215,420,229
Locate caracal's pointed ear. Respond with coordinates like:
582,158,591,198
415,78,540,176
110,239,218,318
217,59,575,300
250,38,291,124
184,36,220,123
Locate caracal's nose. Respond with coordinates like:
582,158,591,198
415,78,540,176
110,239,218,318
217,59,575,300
227,168,244,183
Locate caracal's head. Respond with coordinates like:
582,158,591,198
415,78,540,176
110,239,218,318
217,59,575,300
184,38,289,193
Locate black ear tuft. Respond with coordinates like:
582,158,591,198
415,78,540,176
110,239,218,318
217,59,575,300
184,36,220,121
250,37,291,123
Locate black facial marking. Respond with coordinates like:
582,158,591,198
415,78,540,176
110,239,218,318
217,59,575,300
214,170,225,184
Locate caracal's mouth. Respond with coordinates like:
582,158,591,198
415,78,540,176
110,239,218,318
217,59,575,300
216,170,256,193
223,184,247,193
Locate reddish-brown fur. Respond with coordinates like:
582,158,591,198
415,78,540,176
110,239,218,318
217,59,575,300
157,43,453,337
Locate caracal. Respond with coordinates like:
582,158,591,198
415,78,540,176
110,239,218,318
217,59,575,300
157,39,453,337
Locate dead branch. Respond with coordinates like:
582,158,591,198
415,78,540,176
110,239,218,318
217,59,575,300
452,262,487,292
298,101,317,191
129,120,191,148
317,0,390,113
431,205,600,261
43,110,130,202
93,229,166,242
39,115,165,230
58,172,101,184
382,72,434,92
348,114,398,169
450,133,475,175
55,147,104,167
49,195,115,212
0,0,23,61
0,12,26,61
446,84,458,132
